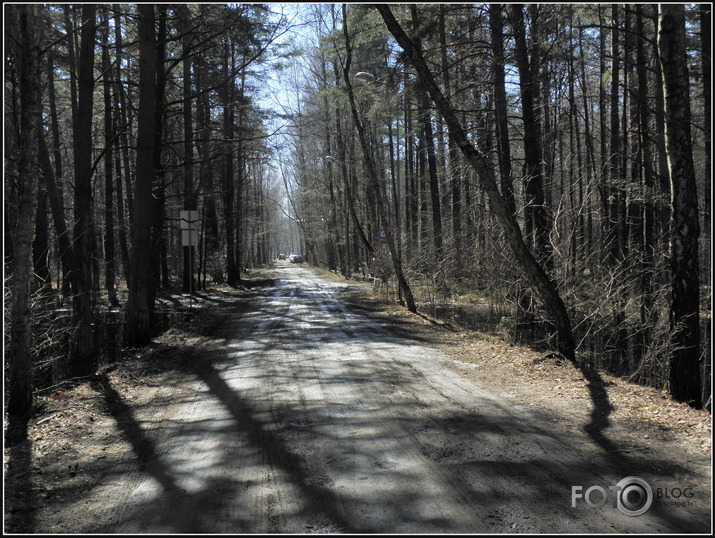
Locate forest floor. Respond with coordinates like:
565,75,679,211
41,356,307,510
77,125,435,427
4,265,712,533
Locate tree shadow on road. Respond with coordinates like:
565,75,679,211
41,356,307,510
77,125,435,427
86,372,255,533
577,362,617,453
60,308,706,534
197,365,363,533
4,439,35,533
24,275,707,533
343,289,623,453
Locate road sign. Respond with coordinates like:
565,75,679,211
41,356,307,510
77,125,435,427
180,210,200,246
181,229,199,247
180,210,200,229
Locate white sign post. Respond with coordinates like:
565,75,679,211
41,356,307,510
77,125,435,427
180,210,200,303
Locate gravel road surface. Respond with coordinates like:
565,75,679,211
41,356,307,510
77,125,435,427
97,265,710,533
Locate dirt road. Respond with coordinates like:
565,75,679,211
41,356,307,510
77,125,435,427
17,265,710,533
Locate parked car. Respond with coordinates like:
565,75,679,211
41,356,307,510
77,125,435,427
290,254,304,264
278,253,286,260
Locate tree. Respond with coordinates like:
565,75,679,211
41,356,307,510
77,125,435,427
6,3,43,445
180,4,198,292
342,4,417,312
112,4,131,281
33,177,51,292
606,4,625,267
658,5,702,408
38,128,72,302
410,7,443,265
69,4,98,377
635,4,656,321
509,4,551,268
489,4,515,216
222,40,240,285
376,4,576,361
101,7,119,307
124,4,158,346
441,5,463,274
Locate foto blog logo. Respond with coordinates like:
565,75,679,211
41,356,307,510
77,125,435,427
572,476,654,517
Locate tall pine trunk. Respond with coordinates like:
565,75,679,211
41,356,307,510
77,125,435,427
411,6,443,265
146,6,168,293
510,4,551,269
69,4,98,377
101,10,119,306
223,42,239,285
489,4,515,216
658,5,702,408
125,4,157,346
113,5,131,281
636,5,655,321
181,4,197,292
441,6,462,274
47,52,71,297
7,3,42,445
33,185,52,292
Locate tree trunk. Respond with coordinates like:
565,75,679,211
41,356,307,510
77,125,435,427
46,52,71,297
125,4,157,346
607,5,625,266
405,86,418,247
321,58,340,272
223,42,239,285
489,4,516,217
152,6,168,292
597,6,610,267
196,53,219,257
578,19,597,262
101,10,119,306
625,5,642,269
38,130,73,292
235,68,247,280
411,6,443,265
7,3,42,445
113,4,131,282
700,4,711,314
69,4,98,377
440,6,462,274
636,5,655,320
510,4,551,269
658,4,702,408
652,9,671,246
63,6,78,129
377,5,576,360
181,4,197,292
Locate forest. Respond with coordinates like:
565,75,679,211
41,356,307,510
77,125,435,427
4,3,711,446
